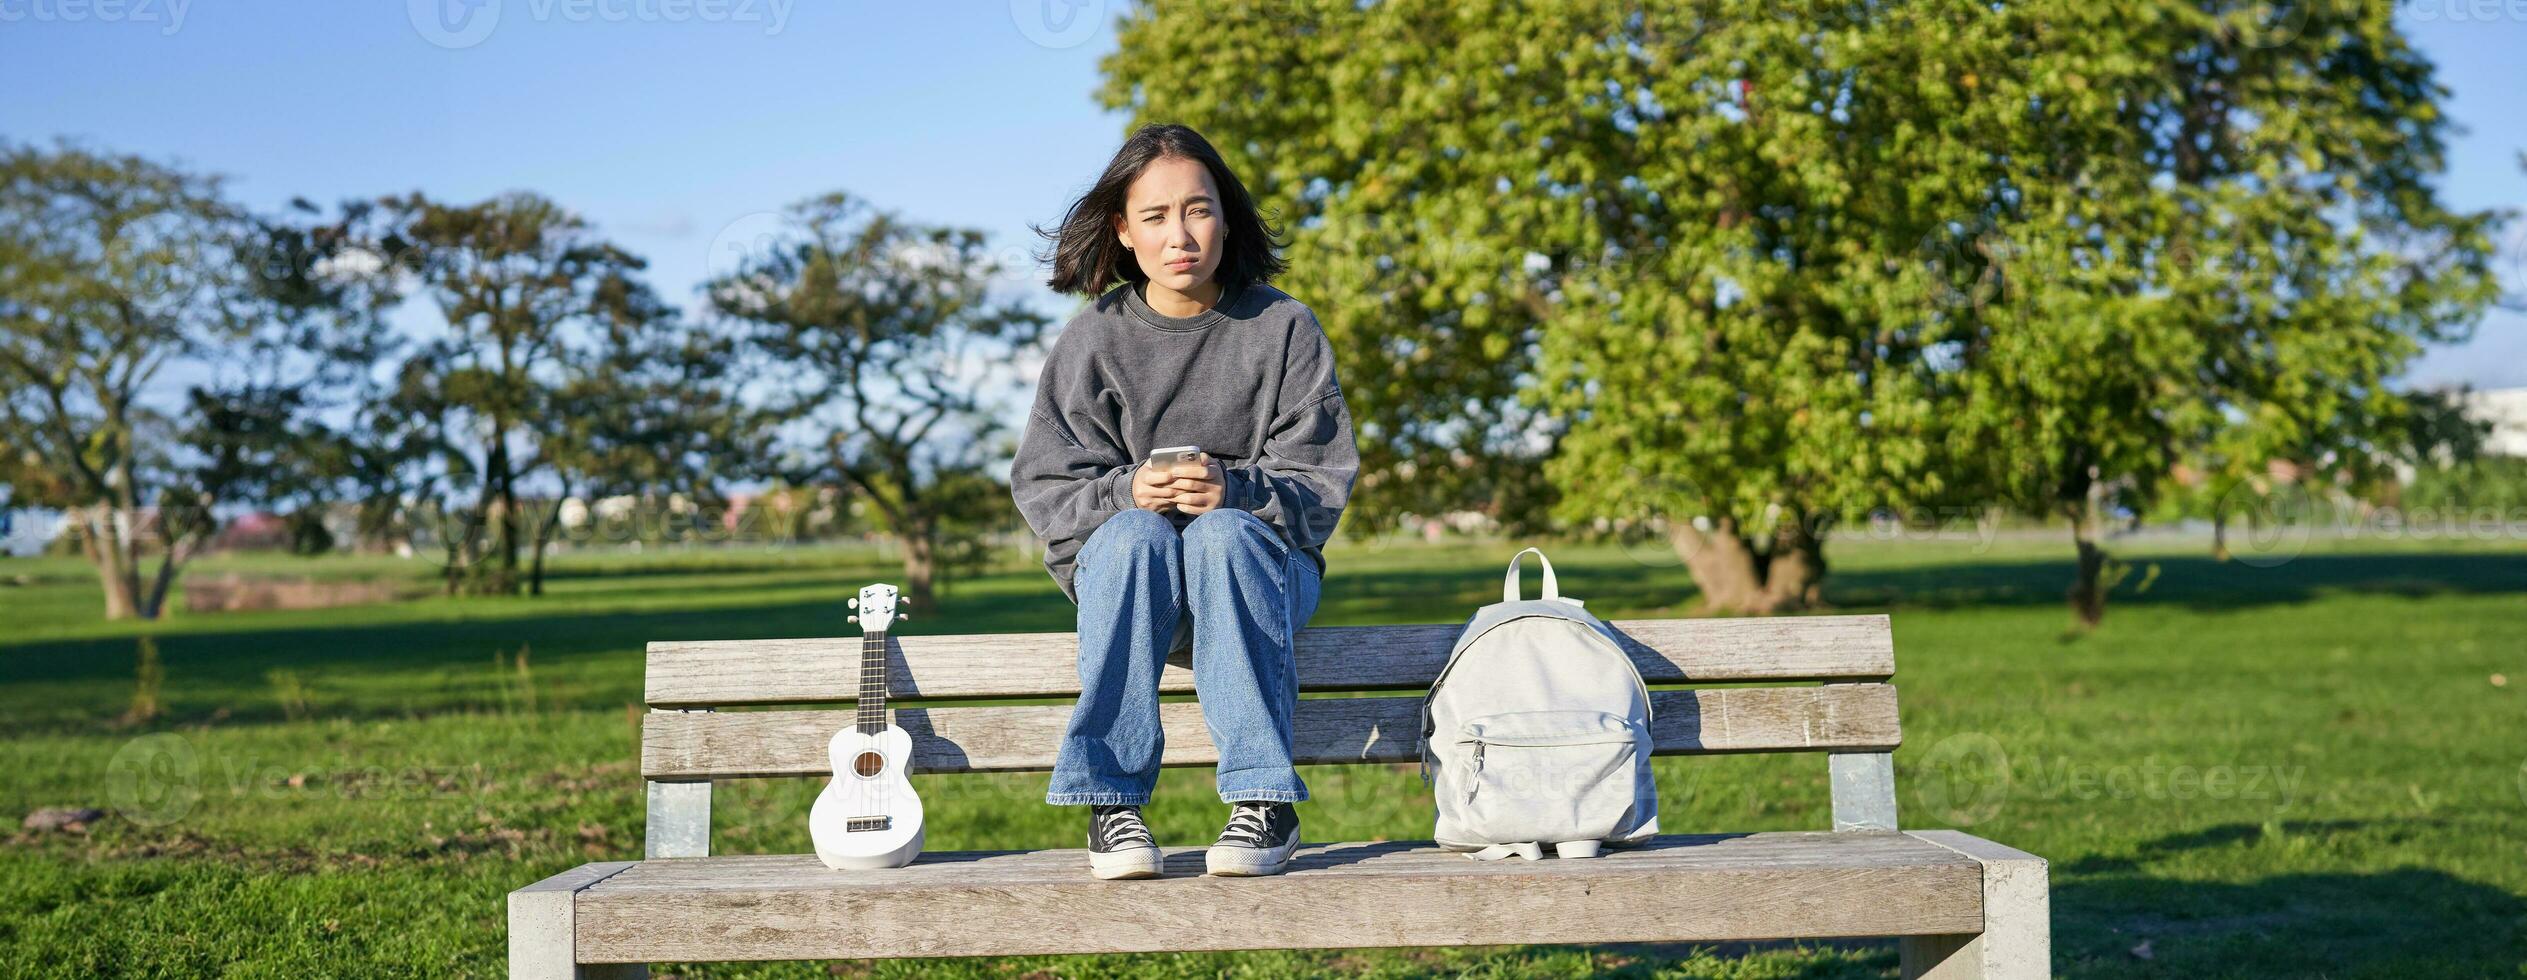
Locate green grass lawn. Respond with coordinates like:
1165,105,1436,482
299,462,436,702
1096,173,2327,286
2,532,2523,978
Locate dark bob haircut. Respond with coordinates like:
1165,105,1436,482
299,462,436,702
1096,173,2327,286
1035,123,1286,298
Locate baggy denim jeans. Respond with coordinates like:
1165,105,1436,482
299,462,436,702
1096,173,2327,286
1045,507,1321,805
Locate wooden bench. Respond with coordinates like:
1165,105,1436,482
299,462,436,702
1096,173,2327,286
509,612,2050,978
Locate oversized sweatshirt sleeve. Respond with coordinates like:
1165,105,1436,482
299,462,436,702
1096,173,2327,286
1220,319,1359,552
1009,348,1136,604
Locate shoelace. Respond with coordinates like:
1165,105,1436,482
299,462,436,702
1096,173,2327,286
1095,806,1154,848
1216,803,1275,847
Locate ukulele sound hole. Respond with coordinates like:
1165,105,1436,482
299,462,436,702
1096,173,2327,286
853,751,886,777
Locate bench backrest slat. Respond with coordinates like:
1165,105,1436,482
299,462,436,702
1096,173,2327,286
642,684,1899,779
644,614,1894,708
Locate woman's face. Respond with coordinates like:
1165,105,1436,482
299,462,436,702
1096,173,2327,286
1113,155,1224,297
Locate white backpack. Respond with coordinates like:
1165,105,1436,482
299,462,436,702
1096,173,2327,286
1419,548,1660,860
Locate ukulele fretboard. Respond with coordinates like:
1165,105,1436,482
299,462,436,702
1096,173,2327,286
855,629,888,734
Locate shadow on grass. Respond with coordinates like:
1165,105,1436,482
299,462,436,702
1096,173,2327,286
1822,550,2527,614
2059,818,2446,876
2051,821,2525,977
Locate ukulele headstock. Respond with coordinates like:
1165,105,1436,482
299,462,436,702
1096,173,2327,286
845,583,902,633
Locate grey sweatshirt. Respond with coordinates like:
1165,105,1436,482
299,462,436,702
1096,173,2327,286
1010,279,1359,604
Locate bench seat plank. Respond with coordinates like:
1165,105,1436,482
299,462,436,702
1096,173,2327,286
645,614,1895,707
569,831,1982,962
642,684,1900,779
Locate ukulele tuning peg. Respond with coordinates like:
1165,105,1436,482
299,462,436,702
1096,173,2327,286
847,597,859,609
847,615,859,624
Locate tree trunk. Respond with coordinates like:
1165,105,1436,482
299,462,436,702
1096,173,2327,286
82,506,141,620
480,439,519,595
1761,513,1828,611
899,517,938,612
2067,482,2111,629
437,502,468,596
139,548,182,620
1669,516,1769,614
2210,506,2230,562
497,477,521,593
2069,532,2108,628
528,478,568,598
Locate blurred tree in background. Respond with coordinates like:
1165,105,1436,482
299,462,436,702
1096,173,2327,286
708,192,1050,610
0,141,246,619
0,143,393,619
543,291,761,592
378,191,676,596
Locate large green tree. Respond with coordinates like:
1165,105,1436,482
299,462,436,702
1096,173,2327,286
1928,1,2501,625
1103,0,1974,611
1102,0,2501,624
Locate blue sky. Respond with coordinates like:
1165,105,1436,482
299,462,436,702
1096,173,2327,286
2,1,2519,390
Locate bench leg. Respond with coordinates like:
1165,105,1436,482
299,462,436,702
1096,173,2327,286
1828,750,1899,832
1900,831,2050,979
644,711,713,861
510,861,646,980
644,778,711,858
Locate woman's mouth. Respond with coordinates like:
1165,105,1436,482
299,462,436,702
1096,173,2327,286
1164,257,1197,271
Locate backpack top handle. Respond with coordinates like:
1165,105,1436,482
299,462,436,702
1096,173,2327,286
1502,547,1561,604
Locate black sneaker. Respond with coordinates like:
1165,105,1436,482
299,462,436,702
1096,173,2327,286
1085,804,1161,880
1204,801,1299,876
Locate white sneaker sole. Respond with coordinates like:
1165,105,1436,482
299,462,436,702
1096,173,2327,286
1205,836,1299,876
1088,844,1163,880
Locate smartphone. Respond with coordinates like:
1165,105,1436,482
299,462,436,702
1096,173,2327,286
1146,445,1204,472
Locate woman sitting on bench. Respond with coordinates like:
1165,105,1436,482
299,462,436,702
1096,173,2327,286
1011,123,1360,880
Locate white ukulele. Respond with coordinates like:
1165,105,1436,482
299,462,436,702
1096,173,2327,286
809,583,925,870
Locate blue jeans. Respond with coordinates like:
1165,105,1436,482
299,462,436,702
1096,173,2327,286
1045,507,1322,805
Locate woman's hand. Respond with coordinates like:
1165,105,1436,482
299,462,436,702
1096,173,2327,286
1130,453,1227,515
1163,454,1227,515
1130,462,1180,513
